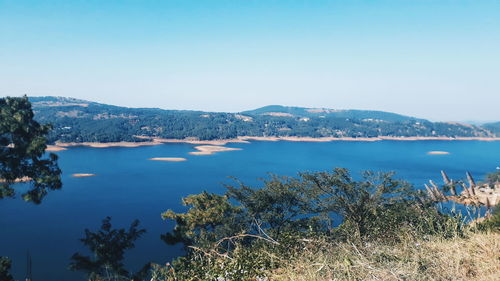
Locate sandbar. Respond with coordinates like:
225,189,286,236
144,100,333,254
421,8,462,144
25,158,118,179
427,151,450,155
72,173,96,178
189,145,242,155
149,157,187,162
46,145,68,151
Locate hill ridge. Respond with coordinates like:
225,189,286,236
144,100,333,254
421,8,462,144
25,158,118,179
27,96,498,143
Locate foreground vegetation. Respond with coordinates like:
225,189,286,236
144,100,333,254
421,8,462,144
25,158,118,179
266,231,500,281
61,169,498,281
148,169,500,281
2,96,499,281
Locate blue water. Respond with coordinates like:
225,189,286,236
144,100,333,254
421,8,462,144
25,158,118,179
1,140,499,280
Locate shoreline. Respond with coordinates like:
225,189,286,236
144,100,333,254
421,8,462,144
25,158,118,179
49,136,500,150
55,141,161,148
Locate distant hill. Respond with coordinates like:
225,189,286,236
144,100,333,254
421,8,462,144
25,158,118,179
242,105,425,122
483,122,500,135
28,96,497,143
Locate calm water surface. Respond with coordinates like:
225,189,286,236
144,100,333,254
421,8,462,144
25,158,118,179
1,140,499,280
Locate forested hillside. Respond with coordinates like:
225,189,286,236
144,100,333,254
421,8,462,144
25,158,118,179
30,96,497,143
483,122,500,135
242,105,426,122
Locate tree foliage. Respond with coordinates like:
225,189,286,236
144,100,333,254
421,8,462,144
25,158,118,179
225,175,319,235
300,168,416,237
69,217,148,281
0,96,61,203
161,192,245,248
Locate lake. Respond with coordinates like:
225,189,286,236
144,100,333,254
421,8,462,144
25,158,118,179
1,140,499,280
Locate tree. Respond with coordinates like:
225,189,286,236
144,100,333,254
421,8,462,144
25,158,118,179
69,217,148,281
300,168,415,237
1,96,62,280
225,175,319,235
0,96,61,203
161,192,245,247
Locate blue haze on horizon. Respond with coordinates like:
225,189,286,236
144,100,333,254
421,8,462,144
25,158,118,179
0,0,499,121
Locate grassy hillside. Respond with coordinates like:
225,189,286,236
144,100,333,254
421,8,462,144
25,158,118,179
267,232,500,281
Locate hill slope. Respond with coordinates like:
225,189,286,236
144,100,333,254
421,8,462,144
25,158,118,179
29,96,497,143
243,105,425,122
483,122,500,135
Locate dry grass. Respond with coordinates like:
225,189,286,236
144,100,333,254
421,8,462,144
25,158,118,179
268,232,500,281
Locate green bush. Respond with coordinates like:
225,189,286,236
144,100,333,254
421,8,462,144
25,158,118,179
476,207,500,232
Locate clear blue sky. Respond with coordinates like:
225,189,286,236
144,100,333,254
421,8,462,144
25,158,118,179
1,0,499,121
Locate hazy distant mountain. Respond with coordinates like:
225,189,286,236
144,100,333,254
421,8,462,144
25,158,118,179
28,96,497,143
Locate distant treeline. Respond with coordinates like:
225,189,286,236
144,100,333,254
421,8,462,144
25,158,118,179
30,97,497,143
